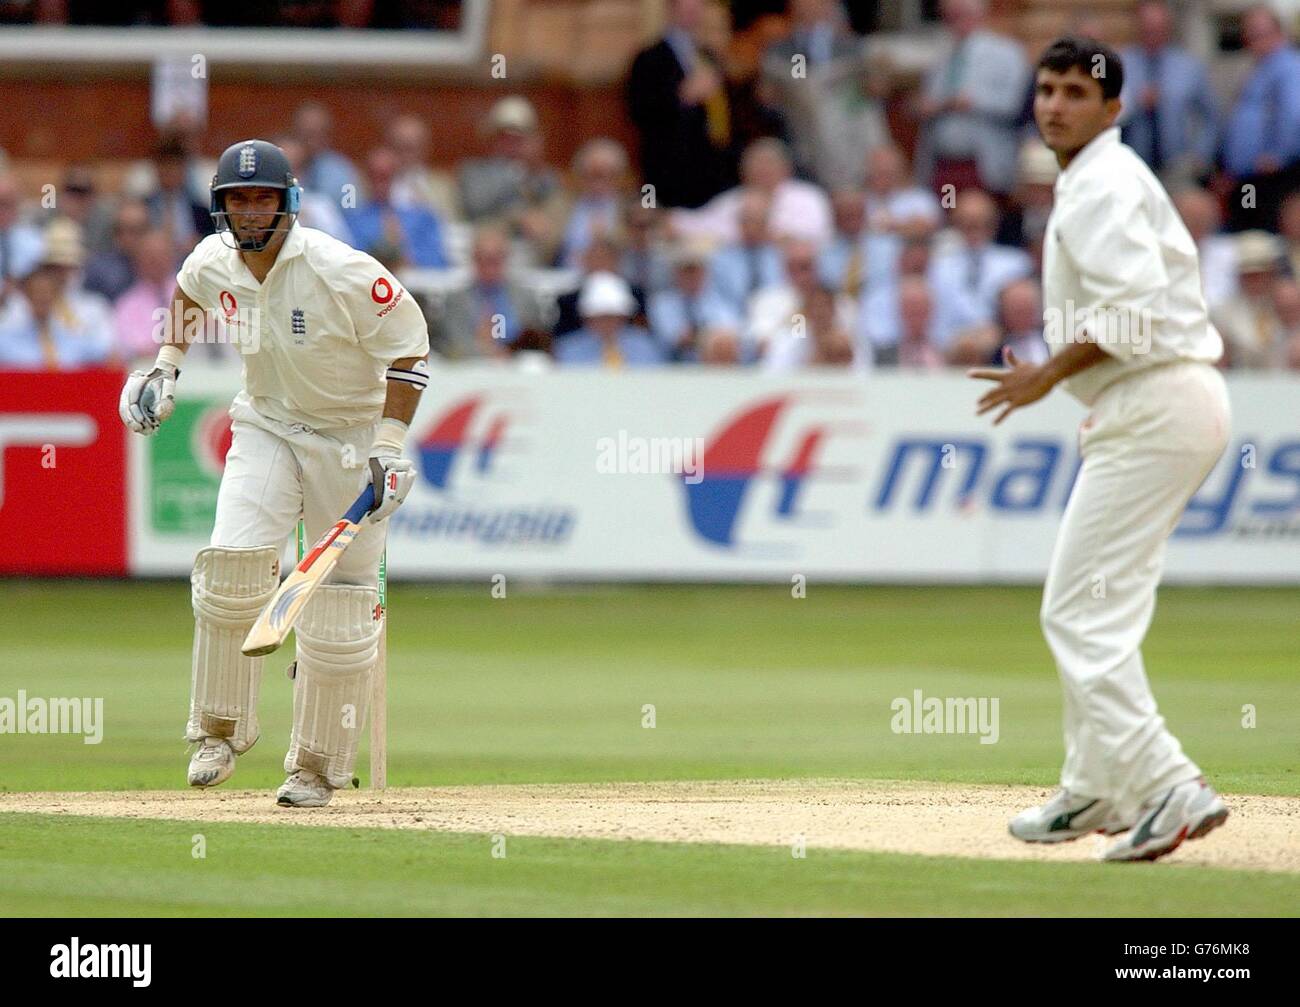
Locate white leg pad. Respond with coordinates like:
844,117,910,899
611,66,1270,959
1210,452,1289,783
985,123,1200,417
284,584,381,789
186,546,281,753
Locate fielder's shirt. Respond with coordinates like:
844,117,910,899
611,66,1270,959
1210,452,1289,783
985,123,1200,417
1042,127,1222,405
177,223,429,429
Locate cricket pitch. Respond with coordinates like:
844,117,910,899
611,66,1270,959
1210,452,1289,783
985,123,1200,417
2,779,1296,873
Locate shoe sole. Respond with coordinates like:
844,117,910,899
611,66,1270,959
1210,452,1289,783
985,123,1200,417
188,769,234,788
1012,829,1091,844
1010,825,1129,845
276,796,332,808
1110,806,1229,863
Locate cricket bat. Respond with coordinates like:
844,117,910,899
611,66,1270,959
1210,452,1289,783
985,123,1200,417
241,484,379,657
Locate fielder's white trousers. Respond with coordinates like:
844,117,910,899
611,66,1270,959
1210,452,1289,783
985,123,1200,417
210,394,386,586
1041,361,1230,822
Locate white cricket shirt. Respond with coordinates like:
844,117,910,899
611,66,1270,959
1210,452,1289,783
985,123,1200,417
1041,127,1222,405
177,224,429,429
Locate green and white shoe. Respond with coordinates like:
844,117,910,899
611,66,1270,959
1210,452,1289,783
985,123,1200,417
1009,789,1128,843
1103,779,1228,863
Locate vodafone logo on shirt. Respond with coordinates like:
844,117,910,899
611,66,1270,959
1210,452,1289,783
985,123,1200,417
219,290,238,317
371,276,404,317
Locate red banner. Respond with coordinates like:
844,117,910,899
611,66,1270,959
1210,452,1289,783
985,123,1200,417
0,369,127,575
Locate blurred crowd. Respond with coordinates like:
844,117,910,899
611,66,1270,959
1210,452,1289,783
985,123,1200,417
4,0,1300,372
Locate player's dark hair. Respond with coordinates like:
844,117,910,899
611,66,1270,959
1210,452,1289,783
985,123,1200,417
1037,35,1124,101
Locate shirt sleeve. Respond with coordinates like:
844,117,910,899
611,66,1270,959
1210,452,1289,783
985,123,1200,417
175,236,220,310
1056,177,1168,361
332,246,430,363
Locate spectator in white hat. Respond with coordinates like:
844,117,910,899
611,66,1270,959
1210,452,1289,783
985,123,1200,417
551,233,648,339
458,95,564,260
1211,230,1286,368
554,271,663,367
0,219,114,369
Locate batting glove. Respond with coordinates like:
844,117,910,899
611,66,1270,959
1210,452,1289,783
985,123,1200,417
119,362,179,436
366,418,416,523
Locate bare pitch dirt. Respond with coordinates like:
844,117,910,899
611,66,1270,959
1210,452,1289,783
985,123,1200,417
2,779,1295,872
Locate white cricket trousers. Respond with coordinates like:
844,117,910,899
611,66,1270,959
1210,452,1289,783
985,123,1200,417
210,394,386,586
1041,361,1230,821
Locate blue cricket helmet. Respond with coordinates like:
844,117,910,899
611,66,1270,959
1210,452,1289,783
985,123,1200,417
209,139,303,251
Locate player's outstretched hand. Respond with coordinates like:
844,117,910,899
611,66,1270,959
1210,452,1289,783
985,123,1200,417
118,365,178,436
366,452,416,524
967,347,1054,426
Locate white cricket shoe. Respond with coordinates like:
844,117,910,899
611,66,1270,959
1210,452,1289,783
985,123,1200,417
1009,788,1129,843
1103,778,1228,863
276,770,335,808
187,737,236,788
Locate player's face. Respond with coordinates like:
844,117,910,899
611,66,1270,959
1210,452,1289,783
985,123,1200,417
1033,66,1122,162
224,186,284,244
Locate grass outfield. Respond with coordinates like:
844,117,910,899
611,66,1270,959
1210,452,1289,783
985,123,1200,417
1,582,1296,916
3,814,1299,917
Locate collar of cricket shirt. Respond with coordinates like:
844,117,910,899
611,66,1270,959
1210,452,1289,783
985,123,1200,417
256,222,306,284
227,220,306,288
1055,126,1120,196
276,221,306,263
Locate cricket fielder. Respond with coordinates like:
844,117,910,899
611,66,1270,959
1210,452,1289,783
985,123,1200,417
118,139,430,807
969,38,1231,861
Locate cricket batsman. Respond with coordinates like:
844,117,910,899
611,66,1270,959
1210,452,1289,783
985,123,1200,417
969,38,1231,861
118,139,430,807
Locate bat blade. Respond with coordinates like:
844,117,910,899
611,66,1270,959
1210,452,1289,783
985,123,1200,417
241,486,377,657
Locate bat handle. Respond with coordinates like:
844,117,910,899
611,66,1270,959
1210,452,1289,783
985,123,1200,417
342,483,380,525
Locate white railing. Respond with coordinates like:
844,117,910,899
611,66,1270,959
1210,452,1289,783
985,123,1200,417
0,2,489,67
